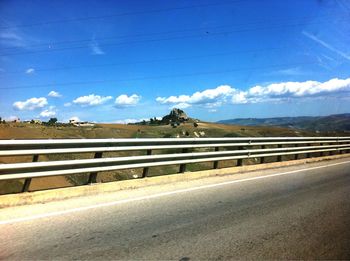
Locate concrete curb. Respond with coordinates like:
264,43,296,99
1,154,349,208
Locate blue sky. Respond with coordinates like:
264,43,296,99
1,0,350,123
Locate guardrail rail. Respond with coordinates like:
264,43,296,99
1,137,350,193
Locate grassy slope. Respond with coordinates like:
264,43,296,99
0,122,313,194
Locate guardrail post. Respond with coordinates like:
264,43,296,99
339,140,344,154
335,139,340,155
179,148,188,173
320,143,324,156
88,152,103,184
294,144,299,160
306,142,311,158
260,145,265,163
142,149,152,177
277,144,282,162
237,146,243,166
331,143,336,155
22,154,39,192
331,140,339,155
213,147,219,169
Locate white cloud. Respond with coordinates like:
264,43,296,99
73,94,113,106
231,92,249,104
113,118,149,124
25,68,35,74
115,94,141,107
48,91,62,98
13,97,48,111
0,31,22,41
0,23,39,48
302,31,350,61
4,115,19,121
90,39,105,55
273,67,305,76
238,77,350,103
69,116,81,122
0,29,26,48
171,102,191,109
40,109,56,118
64,102,72,107
156,85,235,108
156,77,350,107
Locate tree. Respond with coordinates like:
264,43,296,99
48,118,58,125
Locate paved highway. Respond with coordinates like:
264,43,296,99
1,157,350,260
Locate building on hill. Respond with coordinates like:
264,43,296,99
31,119,42,124
69,119,78,125
69,118,94,127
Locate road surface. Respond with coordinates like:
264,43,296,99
1,157,350,260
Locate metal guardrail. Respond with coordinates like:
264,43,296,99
0,137,349,193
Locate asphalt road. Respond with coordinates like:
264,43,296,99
1,157,350,260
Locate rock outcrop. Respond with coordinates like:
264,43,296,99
161,108,189,124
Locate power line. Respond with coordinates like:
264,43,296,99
1,16,347,57
0,0,242,30
1,13,339,52
1,61,317,90
1,46,289,75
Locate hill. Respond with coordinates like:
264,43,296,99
0,119,309,140
133,108,198,126
0,108,326,195
217,113,350,133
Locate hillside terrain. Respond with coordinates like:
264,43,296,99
0,116,312,195
0,108,339,195
218,113,350,133
0,120,310,140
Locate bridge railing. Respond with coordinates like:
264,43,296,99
0,137,350,192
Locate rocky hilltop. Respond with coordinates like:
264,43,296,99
134,108,197,126
161,108,189,124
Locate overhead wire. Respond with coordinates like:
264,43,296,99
0,16,347,57
1,61,318,90
1,46,290,75
0,0,243,30
0,13,342,53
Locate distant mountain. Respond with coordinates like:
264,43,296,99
217,113,350,132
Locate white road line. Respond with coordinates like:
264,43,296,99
1,160,349,225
